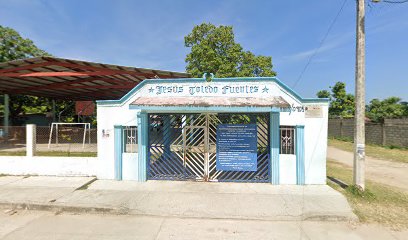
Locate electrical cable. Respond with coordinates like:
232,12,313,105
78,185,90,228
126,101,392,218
292,0,348,89
382,0,408,3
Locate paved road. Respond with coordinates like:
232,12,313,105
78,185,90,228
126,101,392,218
327,146,408,192
0,210,407,240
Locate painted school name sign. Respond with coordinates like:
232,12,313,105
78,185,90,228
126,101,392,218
151,85,264,96
136,81,324,117
140,82,281,97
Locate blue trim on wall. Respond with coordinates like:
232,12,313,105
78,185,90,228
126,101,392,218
96,77,329,106
270,112,280,185
137,112,148,182
296,125,305,185
113,125,123,181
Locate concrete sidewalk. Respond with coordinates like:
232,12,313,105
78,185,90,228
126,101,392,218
0,176,357,221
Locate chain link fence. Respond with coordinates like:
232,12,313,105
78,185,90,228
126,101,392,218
0,125,97,156
36,125,97,156
0,126,26,155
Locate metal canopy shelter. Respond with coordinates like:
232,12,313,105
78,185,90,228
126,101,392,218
0,57,191,100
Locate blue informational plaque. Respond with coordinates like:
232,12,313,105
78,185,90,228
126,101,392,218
216,124,258,172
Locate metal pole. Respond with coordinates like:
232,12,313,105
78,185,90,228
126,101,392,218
52,100,56,122
88,123,91,144
3,94,9,137
56,123,59,146
48,123,54,149
82,123,87,149
354,0,366,190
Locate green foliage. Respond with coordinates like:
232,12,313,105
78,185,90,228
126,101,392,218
402,102,408,116
316,90,330,99
0,25,79,124
317,81,355,118
8,95,50,125
366,97,407,122
0,25,50,62
185,23,276,78
330,82,355,118
1,25,51,123
346,185,376,200
318,81,407,121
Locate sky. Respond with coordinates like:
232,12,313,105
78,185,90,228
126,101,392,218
1,0,407,101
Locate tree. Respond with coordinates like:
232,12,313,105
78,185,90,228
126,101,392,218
316,90,330,99
0,25,52,124
316,81,355,118
402,102,408,116
0,25,49,62
184,23,276,78
0,25,77,124
317,82,408,121
366,97,406,122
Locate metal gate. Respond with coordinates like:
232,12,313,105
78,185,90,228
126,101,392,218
148,113,270,182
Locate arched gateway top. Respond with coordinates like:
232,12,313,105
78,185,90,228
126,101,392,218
96,77,329,113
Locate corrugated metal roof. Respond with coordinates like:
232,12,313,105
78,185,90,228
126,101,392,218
131,96,290,108
0,57,191,100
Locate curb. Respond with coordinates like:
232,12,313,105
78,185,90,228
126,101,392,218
0,202,358,222
0,202,127,215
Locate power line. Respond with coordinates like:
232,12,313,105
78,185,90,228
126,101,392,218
292,0,348,89
382,0,408,3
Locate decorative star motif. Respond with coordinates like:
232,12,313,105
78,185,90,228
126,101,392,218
149,87,154,93
262,86,269,93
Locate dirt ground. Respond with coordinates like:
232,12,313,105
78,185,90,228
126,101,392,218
327,146,408,192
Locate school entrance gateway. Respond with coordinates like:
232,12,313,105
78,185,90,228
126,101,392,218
148,113,269,182
96,77,329,185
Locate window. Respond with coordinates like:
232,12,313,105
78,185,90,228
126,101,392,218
280,126,295,154
123,126,137,153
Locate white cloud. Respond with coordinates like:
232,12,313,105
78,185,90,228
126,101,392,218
280,30,354,64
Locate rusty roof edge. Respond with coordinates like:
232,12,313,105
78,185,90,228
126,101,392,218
0,57,191,76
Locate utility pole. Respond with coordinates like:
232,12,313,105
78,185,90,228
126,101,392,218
354,0,366,190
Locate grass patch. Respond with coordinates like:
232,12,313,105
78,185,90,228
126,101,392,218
328,138,408,163
327,159,408,229
0,151,26,156
0,151,96,157
36,151,97,157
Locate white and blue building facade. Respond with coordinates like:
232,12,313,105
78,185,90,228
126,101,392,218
96,77,329,185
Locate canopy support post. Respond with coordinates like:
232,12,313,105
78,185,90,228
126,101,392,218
52,100,56,122
3,94,9,137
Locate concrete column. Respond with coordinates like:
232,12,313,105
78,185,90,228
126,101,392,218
137,112,148,182
381,122,386,146
353,0,366,190
3,94,9,136
270,112,280,185
114,125,123,180
26,124,36,157
295,125,305,185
